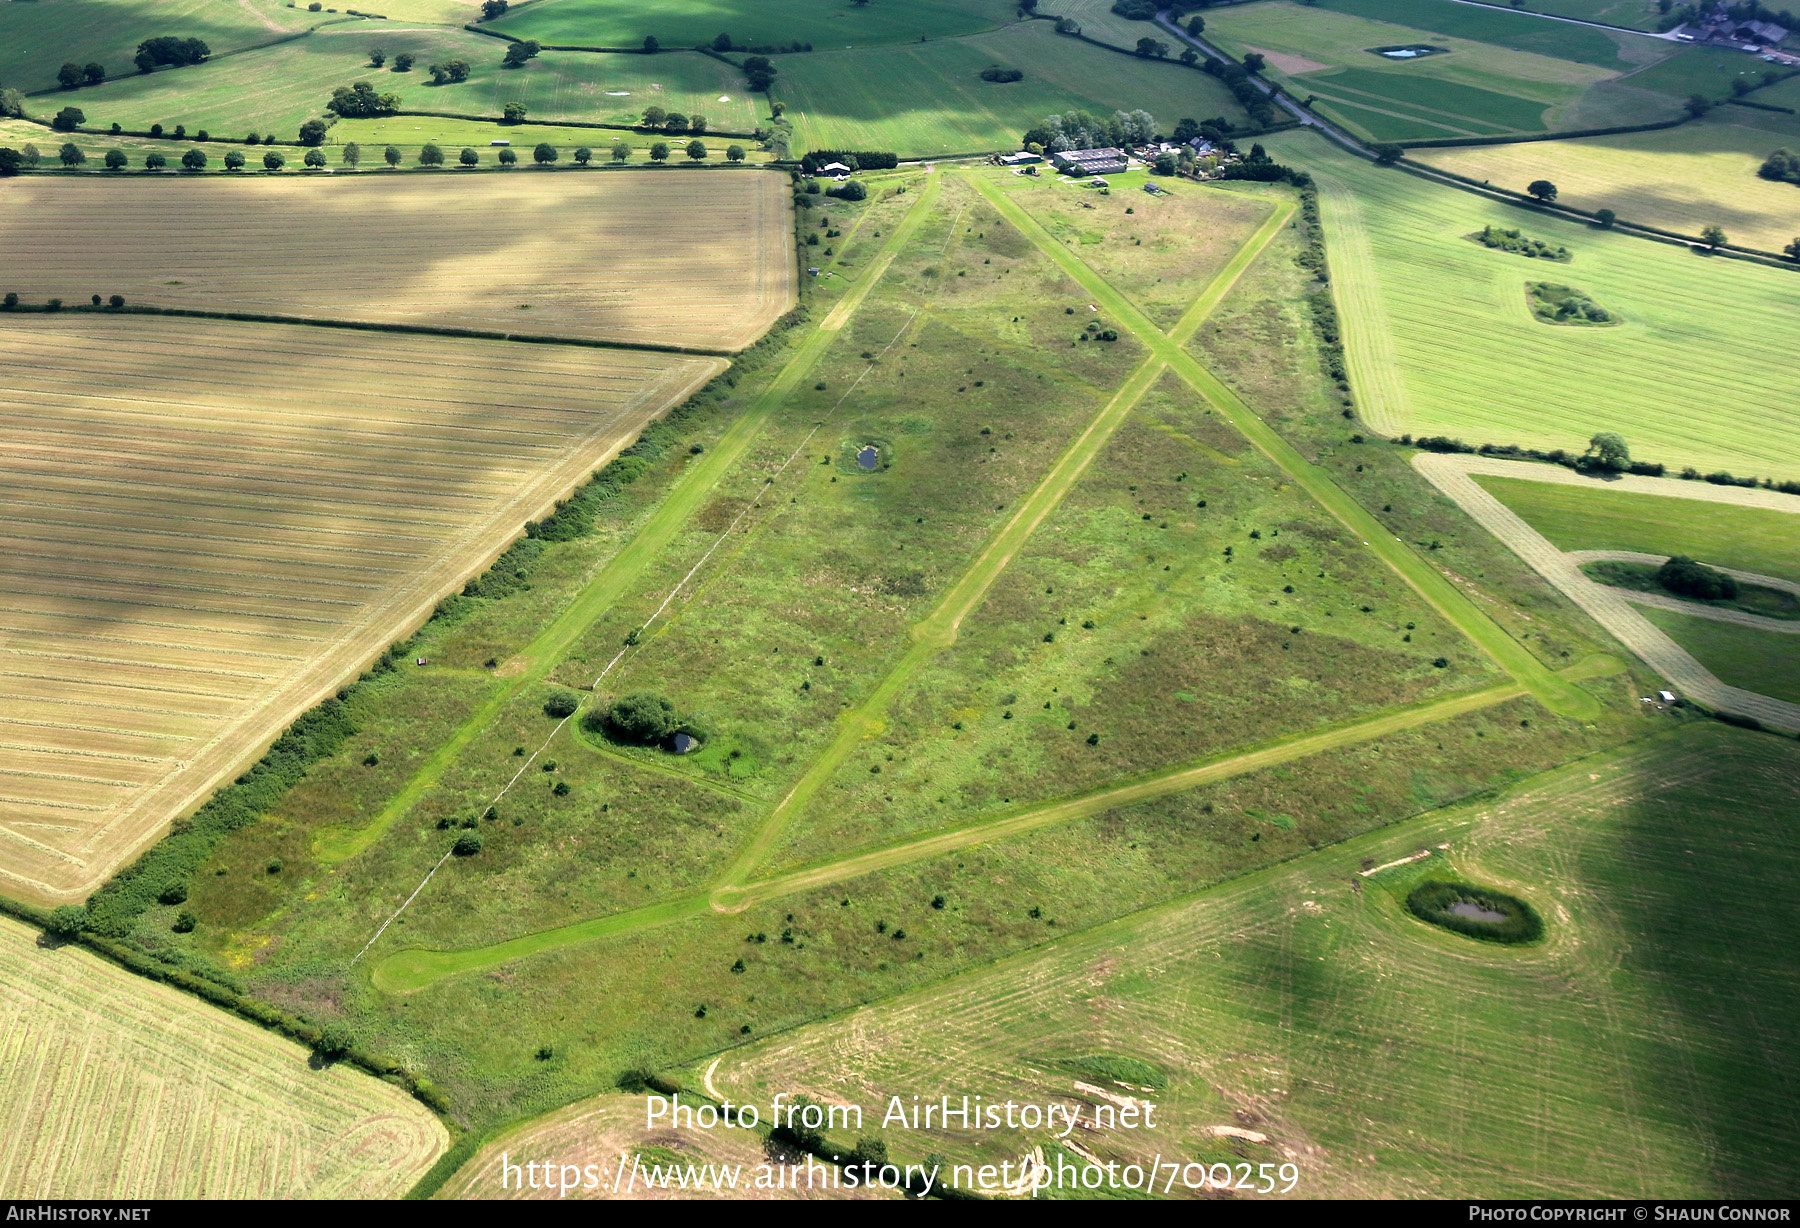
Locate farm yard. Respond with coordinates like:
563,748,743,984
0,313,720,901
0,175,794,350
1274,131,1800,481
711,724,1800,1198
0,914,446,1197
1409,114,1800,257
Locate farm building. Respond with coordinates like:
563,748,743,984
1051,148,1129,176
999,151,1042,165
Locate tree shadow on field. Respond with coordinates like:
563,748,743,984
1603,727,1800,1195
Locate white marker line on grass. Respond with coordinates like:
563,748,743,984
351,314,915,967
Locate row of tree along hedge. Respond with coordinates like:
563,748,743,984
1398,432,1800,495
15,302,811,1118
798,150,899,173
1394,117,1688,150
390,107,760,139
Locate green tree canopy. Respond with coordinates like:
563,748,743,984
605,691,677,743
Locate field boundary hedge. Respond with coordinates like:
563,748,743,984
1395,117,1689,150
0,300,739,357
1397,433,1800,496
390,108,760,140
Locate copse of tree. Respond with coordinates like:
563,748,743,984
135,36,210,74
642,104,667,128
1526,178,1557,202
1242,51,1265,73
59,142,85,167
544,689,580,718
85,62,107,85
980,65,1024,82
428,58,470,84
827,179,867,200
47,904,88,937
1659,555,1739,601
328,81,401,117
298,118,328,145
479,0,508,18
743,54,777,91
502,39,541,66
533,142,557,164
58,62,83,89
52,106,85,132
503,101,528,123
1135,36,1170,57
1760,147,1800,184
182,147,207,170
394,52,415,71
1110,0,1158,16
665,112,689,132
419,142,443,165
600,691,678,743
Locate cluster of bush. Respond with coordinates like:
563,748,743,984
135,36,211,74
1406,880,1544,944
1659,556,1739,601
1527,281,1613,324
1201,56,1275,128
1110,0,1160,17
327,80,401,118
639,106,708,133
1471,224,1571,262
56,62,107,89
979,65,1024,82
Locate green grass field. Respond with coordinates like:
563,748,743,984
0,0,317,94
1202,2,1622,141
1509,0,1669,32
31,27,764,141
1621,43,1778,99
1410,112,1800,255
711,722,1800,1197
490,0,1015,51
1315,0,1666,69
1638,607,1800,702
1271,130,1800,481
781,21,1249,155
1475,475,1800,581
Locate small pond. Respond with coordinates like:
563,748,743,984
1448,900,1507,923
670,732,697,754
857,445,880,470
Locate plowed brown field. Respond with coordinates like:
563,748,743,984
0,172,794,351
0,315,722,902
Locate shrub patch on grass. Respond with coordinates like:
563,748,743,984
1468,225,1569,262
1406,879,1543,944
1526,281,1615,326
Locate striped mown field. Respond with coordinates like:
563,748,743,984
0,914,446,1197
1272,131,1800,481
0,315,722,903
0,173,794,351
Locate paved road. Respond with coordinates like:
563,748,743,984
1414,454,1800,732
1567,549,1800,634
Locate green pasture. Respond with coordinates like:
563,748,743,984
1409,113,1800,255
0,0,316,94
717,723,1800,1198
780,21,1248,155
1476,476,1800,582
1313,0,1667,69
1508,0,1669,32
1623,44,1780,99
491,0,1015,52
1203,2,1617,139
1272,130,1800,481
28,26,763,141
1638,607,1800,703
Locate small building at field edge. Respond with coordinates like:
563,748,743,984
1051,147,1129,175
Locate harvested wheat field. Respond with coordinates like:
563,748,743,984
0,315,722,903
0,914,446,1197
0,172,794,351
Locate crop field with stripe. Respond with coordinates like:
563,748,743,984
1273,131,1800,481
780,21,1247,157
0,914,446,1197
0,315,721,901
712,723,1800,1198
1410,113,1800,257
0,174,794,352
489,0,1015,54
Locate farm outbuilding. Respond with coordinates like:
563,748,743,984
1051,148,1129,176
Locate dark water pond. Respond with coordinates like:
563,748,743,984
670,732,696,754
1449,901,1507,923
857,445,879,470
